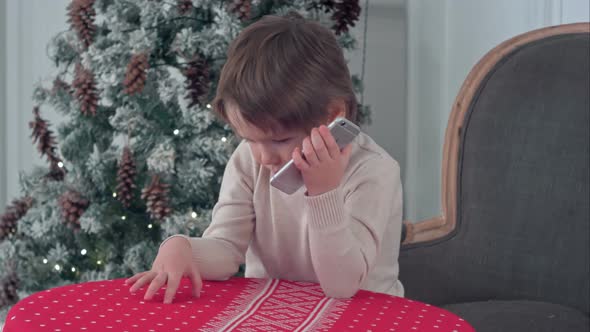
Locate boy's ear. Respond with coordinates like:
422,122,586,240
326,99,347,123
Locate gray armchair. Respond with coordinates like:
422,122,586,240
399,23,589,332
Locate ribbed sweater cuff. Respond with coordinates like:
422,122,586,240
305,188,346,229
159,234,191,249
160,234,206,267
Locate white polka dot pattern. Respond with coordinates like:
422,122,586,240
3,278,474,332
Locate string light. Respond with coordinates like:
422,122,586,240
81,249,87,255
97,260,102,265
221,137,227,142
148,224,153,229
173,129,180,136
54,264,61,271
112,192,117,198
71,267,76,272
43,259,48,264
121,216,126,220
57,162,64,168
191,211,198,219
206,104,211,109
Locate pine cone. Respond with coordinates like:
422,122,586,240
178,0,192,15
0,272,19,308
141,175,172,221
73,63,99,116
116,146,137,208
332,0,361,35
29,107,67,181
0,197,33,241
123,53,150,95
228,0,251,21
29,107,61,165
184,56,210,108
68,0,96,49
58,190,89,230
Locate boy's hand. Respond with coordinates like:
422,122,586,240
125,237,202,304
292,125,352,196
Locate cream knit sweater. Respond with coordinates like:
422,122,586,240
163,132,404,298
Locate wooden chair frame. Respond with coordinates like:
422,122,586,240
402,22,590,245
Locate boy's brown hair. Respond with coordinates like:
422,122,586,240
212,12,357,133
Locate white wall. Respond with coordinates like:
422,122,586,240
405,0,590,221
348,2,408,201
562,0,590,23
405,0,448,223
1,0,6,213
2,0,70,211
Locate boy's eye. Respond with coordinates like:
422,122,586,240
273,138,291,144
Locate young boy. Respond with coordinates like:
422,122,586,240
126,12,403,304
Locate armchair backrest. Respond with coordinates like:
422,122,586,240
400,23,589,314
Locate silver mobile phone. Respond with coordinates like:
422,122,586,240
270,117,361,194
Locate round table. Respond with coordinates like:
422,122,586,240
4,277,474,331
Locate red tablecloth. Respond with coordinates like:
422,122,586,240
4,277,474,332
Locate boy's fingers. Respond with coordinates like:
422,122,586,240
125,271,146,285
310,128,329,161
144,272,167,300
319,125,339,159
293,147,309,171
190,267,203,298
129,271,156,293
163,273,181,304
302,137,319,166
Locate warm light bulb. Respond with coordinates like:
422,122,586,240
97,260,102,265
173,129,180,136
221,137,227,142
57,162,64,168
54,264,61,271
148,224,153,229
43,259,48,264
81,249,87,255
191,211,198,219
112,192,117,198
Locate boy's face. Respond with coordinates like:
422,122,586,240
226,107,308,175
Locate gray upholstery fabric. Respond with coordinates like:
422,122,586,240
399,32,590,316
443,301,590,332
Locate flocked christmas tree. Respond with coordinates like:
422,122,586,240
0,0,369,321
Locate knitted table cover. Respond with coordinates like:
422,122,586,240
4,277,474,332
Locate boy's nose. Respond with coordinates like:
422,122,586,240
260,149,280,166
